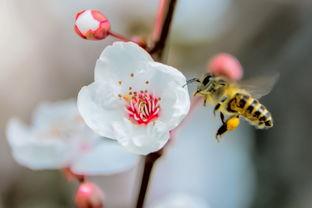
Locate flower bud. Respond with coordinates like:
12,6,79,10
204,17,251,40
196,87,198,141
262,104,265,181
75,182,105,208
208,53,243,81
74,10,110,40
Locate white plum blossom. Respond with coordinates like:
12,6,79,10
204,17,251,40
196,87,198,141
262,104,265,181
6,99,138,175
77,41,190,155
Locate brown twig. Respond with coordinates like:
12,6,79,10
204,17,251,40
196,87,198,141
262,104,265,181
135,1,178,207
149,0,178,61
135,150,164,208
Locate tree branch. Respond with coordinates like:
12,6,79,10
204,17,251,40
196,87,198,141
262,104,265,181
149,0,178,61
135,1,178,208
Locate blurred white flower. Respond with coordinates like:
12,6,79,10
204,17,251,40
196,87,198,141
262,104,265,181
77,42,190,155
149,193,210,208
6,99,138,175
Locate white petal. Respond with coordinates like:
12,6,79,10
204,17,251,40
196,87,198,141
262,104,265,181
158,86,190,129
94,41,153,82
144,62,190,130
147,62,188,92
113,119,170,155
6,119,76,169
71,139,139,175
77,81,124,139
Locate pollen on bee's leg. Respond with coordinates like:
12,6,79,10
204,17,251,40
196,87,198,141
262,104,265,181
226,116,240,131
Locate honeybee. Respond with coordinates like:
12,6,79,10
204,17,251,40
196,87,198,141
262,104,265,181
186,73,278,139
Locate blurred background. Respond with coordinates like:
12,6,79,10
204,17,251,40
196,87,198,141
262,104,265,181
1,0,312,207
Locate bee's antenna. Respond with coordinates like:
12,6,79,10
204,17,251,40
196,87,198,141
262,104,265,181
183,78,200,87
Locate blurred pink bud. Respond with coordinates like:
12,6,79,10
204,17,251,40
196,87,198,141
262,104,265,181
75,182,105,208
74,10,110,40
208,53,243,81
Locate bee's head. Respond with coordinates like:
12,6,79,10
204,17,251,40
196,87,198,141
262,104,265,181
200,73,214,87
196,73,215,92
184,73,215,95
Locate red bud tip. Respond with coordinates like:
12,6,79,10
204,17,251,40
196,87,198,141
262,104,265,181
75,182,105,208
74,10,110,40
208,53,243,81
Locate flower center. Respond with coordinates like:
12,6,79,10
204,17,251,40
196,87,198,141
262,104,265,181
126,91,160,125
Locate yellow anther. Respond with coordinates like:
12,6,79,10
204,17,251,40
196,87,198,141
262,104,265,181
123,94,132,102
226,117,240,131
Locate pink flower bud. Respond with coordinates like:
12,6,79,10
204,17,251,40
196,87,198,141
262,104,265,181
75,182,105,208
74,10,110,40
208,53,243,81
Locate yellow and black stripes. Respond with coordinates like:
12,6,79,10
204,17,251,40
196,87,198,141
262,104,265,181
228,93,273,129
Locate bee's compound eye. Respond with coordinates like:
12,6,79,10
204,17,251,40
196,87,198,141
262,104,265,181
202,74,212,86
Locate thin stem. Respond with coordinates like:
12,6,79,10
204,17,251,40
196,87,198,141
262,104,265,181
136,151,163,208
108,31,131,42
135,1,178,208
109,31,147,49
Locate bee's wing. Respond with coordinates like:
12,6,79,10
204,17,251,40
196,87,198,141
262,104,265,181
238,73,279,99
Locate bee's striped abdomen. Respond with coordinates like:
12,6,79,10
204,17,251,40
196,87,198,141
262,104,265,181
228,93,273,129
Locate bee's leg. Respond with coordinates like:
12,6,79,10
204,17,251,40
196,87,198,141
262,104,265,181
216,123,227,141
216,115,240,140
214,96,227,116
194,90,200,96
220,112,225,124
213,103,221,116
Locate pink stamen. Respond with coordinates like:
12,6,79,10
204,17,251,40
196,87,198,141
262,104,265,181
126,92,160,125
